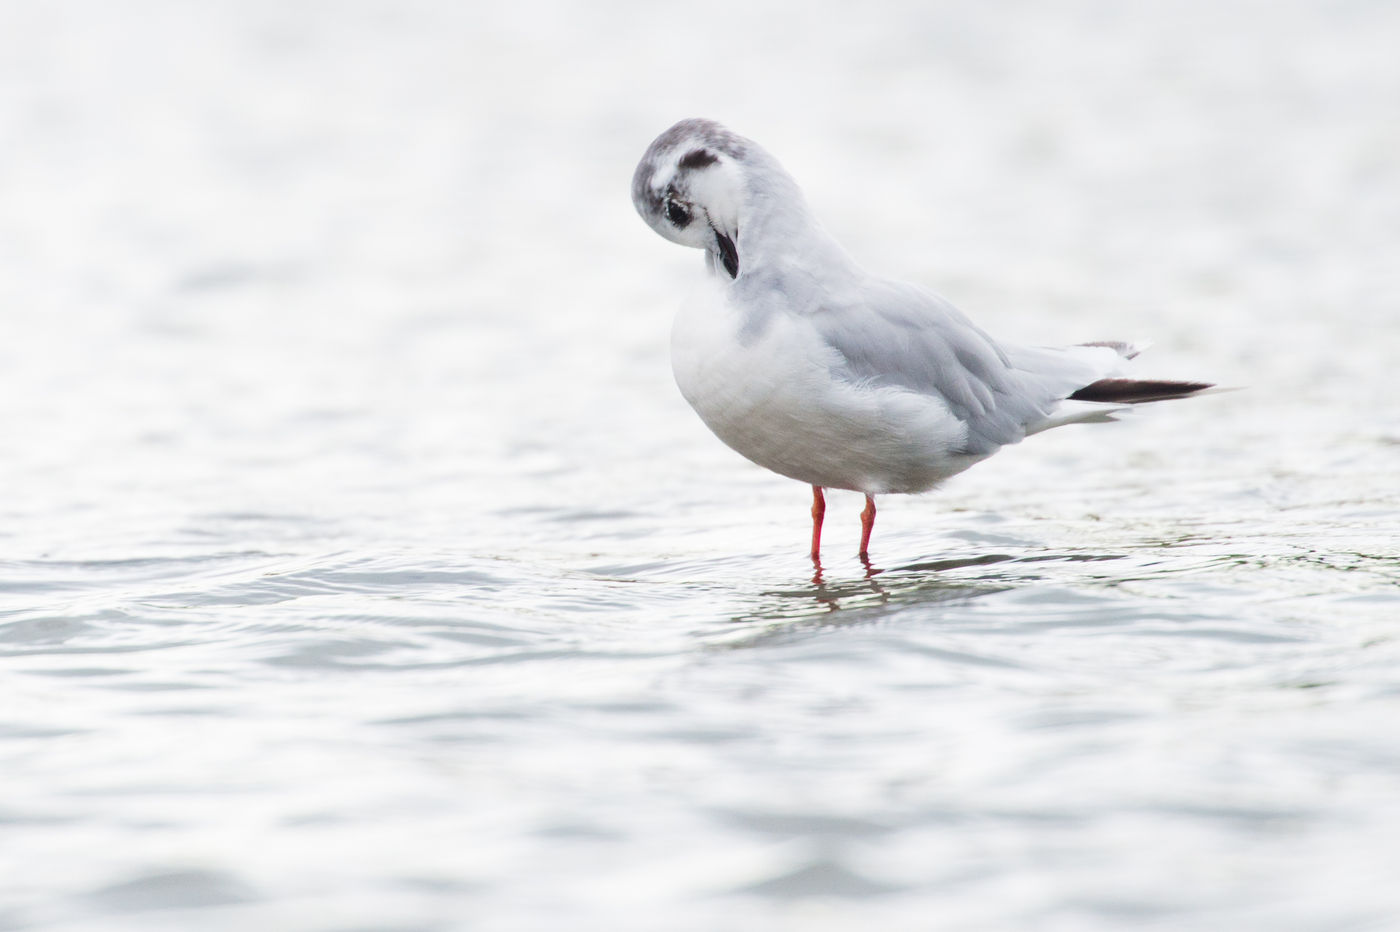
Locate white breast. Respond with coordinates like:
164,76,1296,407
669,282,982,494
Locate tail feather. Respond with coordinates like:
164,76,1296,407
1068,378,1214,404
1077,340,1144,360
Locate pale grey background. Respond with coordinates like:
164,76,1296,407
2,1,1398,929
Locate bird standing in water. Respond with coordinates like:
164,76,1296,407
631,119,1211,563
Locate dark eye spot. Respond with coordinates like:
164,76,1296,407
665,199,691,228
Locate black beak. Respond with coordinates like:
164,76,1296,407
714,230,739,279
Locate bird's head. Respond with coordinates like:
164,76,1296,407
631,119,752,280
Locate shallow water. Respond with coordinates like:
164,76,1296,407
3,1,1400,929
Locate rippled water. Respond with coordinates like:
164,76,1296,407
4,1,1399,929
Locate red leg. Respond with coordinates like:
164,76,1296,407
809,485,826,562
858,494,877,557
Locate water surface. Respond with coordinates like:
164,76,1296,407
3,1,1399,929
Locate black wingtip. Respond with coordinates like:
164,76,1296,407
1068,378,1215,404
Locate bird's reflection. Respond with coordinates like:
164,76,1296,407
715,547,1131,649
715,556,1017,648
809,552,884,588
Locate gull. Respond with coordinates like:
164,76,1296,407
631,118,1212,562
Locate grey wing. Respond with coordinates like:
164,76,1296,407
808,280,1101,454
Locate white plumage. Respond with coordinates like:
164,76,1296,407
632,119,1210,560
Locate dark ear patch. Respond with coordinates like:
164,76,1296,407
679,148,719,170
